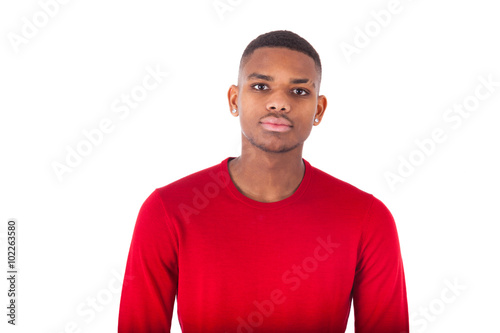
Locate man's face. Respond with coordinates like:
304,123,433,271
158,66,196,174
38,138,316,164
229,47,326,154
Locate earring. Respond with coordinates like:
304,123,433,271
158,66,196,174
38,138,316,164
314,118,319,122
232,109,237,113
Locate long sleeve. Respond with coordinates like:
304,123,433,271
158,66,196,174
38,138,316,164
352,196,409,333
118,189,179,332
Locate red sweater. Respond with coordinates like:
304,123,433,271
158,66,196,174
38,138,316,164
118,157,409,333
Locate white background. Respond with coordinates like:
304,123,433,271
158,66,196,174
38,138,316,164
1,0,499,332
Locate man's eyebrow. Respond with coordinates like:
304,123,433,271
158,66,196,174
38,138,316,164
290,78,315,88
247,73,273,81
247,73,316,89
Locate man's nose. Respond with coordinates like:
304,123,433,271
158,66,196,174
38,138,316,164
266,91,291,112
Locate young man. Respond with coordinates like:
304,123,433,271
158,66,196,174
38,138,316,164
118,30,409,333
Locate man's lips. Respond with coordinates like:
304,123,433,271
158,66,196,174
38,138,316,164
260,116,292,127
259,116,293,132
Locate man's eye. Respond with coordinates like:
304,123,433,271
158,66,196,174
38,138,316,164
293,88,308,96
252,83,268,91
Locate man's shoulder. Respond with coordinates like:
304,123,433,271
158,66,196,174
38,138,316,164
309,164,374,203
310,164,396,226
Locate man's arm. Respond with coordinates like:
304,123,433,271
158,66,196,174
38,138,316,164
352,196,409,333
118,189,179,332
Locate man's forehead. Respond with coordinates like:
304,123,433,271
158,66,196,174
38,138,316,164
240,47,318,82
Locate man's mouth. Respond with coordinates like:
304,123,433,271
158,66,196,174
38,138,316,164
260,116,293,127
259,115,293,132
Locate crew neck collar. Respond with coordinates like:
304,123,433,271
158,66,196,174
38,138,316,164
220,156,313,210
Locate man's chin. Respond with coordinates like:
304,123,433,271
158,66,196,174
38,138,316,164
250,139,301,154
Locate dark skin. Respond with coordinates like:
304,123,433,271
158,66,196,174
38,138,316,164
227,47,327,202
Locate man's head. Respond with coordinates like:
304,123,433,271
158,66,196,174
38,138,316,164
228,30,327,154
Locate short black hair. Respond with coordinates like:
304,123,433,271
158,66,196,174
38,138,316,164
239,30,322,82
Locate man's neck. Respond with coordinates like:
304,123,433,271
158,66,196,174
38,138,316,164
227,145,305,203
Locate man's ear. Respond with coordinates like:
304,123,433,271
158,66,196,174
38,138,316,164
313,95,327,125
228,84,239,116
